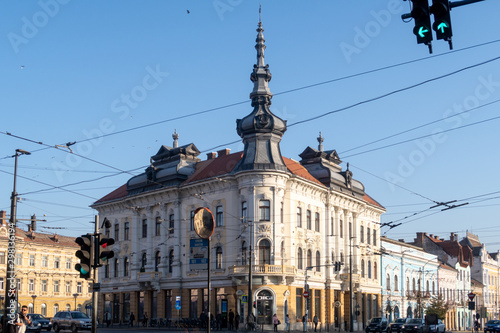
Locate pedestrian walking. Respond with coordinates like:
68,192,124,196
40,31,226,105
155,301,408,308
313,314,319,332
303,314,308,332
104,311,111,327
229,309,235,330
273,314,279,332
129,312,135,327
143,312,148,327
285,314,290,332
235,313,240,330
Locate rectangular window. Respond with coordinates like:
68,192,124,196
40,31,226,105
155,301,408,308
190,211,195,231
367,227,371,245
280,202,284,224
155,216,161,236
296,288,303,319
29,279,34,292
66,281,71,293
0,278,4,290
297,207,302,228
340,220,343,238
142,219,147,238
54,280,60,293
41,255,48,267
360,226,364,243
15,254,22,265
315,212,320,232
66,257,72,269
190,289,198,319
115,223,119,241
241,202,247,221
41,280,47,292
306,210,312,230
77,282,82,294
0,252,5,264
259,200,270,221
314,290,321,321
104,263,109,278
169,214,175,234
54,256,60,269
373,230,377,246
216,206,224,227
124,221,130,240
29,255,35,266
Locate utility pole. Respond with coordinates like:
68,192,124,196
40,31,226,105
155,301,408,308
247,220,254,329
349,235,353,333
92,215,98,333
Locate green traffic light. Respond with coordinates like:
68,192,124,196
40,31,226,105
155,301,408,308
418,26,429,38
436,22,448,33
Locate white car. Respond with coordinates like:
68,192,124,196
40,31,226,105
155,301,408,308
429,319,446,333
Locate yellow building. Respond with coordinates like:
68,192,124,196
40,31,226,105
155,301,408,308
0,211,92,317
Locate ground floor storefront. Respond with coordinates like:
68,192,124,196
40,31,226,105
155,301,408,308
98,285,380,331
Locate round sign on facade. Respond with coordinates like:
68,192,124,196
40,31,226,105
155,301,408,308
334,301,341,308
193,207,215,239
303,291,309,298
468,292,475,301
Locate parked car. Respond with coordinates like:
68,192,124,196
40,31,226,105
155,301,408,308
390,318,410,333
428,319,446,333
402,318,427,333
366,317,390,333
26,319,42,333
484,320,500,333
51,311,91,332
28,314,52,331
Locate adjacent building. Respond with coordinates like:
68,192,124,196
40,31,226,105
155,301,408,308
0,211,92,317
91,19,385,330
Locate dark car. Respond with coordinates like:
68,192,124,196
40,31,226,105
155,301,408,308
51,311,91,332
26,319,42,333
390,318,409,333
484,320,500,333
28,314,52,331
402,318,427,333
366,317,389,333
428,319,445,333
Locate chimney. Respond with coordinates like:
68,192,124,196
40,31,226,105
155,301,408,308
414,232,427,247
207,152,216,160
450,233,457,242
217,149,231,157
399,239,405,243
0,210,6,226
53,234,59,243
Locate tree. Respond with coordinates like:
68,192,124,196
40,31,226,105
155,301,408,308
425,295,449,320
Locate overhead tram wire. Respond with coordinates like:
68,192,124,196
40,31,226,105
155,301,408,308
3,38,499,162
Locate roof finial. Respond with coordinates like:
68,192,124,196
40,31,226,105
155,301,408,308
172,129,179,148
317,131,324,152
259,3,261,23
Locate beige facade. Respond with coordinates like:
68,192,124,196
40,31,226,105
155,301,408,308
0,211,92,317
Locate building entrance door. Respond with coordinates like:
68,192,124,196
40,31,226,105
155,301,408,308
256,290,273,325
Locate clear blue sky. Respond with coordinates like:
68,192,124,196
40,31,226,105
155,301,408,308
1,1,499,252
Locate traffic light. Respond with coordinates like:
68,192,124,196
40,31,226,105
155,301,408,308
96,235,115,267
431,0,452,42
75,234,93,279
411,0,433,46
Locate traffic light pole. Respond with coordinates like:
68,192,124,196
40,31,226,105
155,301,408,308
92,215,98,333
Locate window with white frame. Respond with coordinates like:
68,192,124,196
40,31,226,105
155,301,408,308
216,247,223,269
216,206,224,227
77,282,82,294
315,212,320,232
115,223,120,241
53,280,60,293
259,200,270,221
41,304,47,316
0,252,5,264
297,207,302,228
41,280,47,292
306,210,311,230
15,253,22,265
66,281,71,293
29,279,34,292
54,256,60,269
29,255,35,266
124,221,130,240
41,255,48,268
65,257,72,269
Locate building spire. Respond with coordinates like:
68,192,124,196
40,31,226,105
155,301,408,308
235,12,287,173
317,132,324,152
172,129,179,148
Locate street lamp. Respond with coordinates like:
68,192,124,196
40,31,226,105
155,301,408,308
31,295,37,313
73,293,79,311
3,149,31,331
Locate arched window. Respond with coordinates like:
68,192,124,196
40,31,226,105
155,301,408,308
155,251,161,272
65,304,71,311
407,277,410,292
426,280,430,292
114,259,119,278
297,207,302,228
306,210,312,230
216,247,223,269
315,251,321,271
141,253,147,270
412,278,416,292
386,274,391,290
368,260,372,279
41,303,47,316
361,259,365,277
394,275,399,291
53,304,59,314
124,257,129,277
241,241,247,265
374,262,378,279
77,304,82,312
307,250,312,269
259,239,271,265
297,248,303,270
28,303,34,313
432,281,435,294
168,250,174,273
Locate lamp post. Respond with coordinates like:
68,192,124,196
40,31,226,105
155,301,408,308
31,295,37,313
73,293,79,311
3,149,31,331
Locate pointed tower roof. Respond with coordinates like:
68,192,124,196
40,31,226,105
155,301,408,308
235,15,288,172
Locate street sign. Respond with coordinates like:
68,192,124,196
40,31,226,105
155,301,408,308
303,291,309,298
241,295,248,303
468,292,475,301
334,301,341,308
175,296,181,310
468,301,475,310
92,283,100,291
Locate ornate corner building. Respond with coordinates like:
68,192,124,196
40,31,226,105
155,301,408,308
91,19,385,330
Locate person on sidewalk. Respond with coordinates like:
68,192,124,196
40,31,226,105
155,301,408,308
129,312,135,327
285,314,290,332
303,314,308,332
229,309,235,330
142,312,148,327
15,305,32,333
235,312,240,331
313,314,319,332
273,314,279,332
